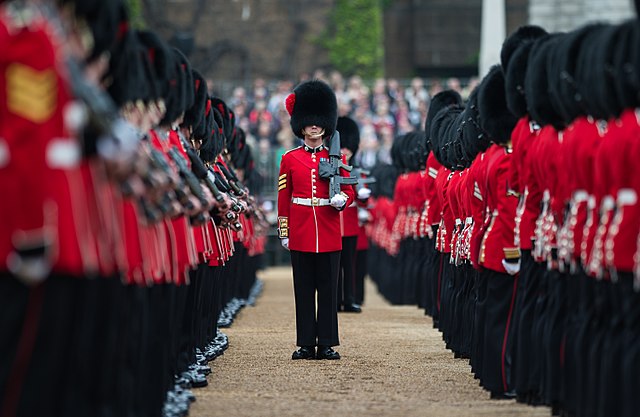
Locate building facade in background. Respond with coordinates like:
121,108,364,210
142,0,635,83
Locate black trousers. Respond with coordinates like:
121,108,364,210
338,236,358,308
354,249,367,305
481,268,519,395
290,250,341,347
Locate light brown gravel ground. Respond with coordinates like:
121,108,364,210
191,266,550,417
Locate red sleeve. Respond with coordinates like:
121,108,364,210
509,117,530,195
276,152,292,237
0,15,58,260
339,154,355,206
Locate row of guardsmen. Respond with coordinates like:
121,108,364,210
0,1,267,417
365,13,640,417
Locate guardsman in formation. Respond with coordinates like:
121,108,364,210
366,12,640,417
0,1,267,416
336,115,368,313
277,80,355,360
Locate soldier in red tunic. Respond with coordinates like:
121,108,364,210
278,80,355,360
336,116,364,313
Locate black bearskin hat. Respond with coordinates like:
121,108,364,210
182,69,207,130
59,0,125,63
501,25,548,73
478,65,518,144
406,130,428,171
430,105,464,168
210,97,233,143
425,90,463,147
613,21,640,109
591,22,632,119
106,30,149,107
285,80,338,139
461,86,491,156
504,40,535,119
336,116,360,162
553,25,606,123
137,30,174,102
525,34,564,128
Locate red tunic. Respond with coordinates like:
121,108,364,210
424,153,443,227
510,117,543,251
277,146,355,253
557,118,596,265
468,152,490,268
434,167,453,253
340,201,360,237
478,145,519,273
0,4,99,278
603,110,640,273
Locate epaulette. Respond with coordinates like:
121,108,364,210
282,146,302,156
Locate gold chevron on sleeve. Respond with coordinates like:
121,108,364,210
6,63,57,123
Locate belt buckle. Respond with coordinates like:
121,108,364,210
311,197,319,206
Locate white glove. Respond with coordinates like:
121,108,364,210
330,194,347,209
358,208,371,223
7,252,51,285
357,187,371,200
280,238,290,251
502,259,521,276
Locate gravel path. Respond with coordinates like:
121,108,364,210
191,266,550,417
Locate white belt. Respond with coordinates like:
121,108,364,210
618,188,637,206
292,197,330,207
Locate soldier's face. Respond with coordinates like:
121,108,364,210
303,125,325,139
341,148,353,160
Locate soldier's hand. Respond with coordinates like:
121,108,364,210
358,208,371,224
501,258,521,276
330,194,347,209
357,187,371,200
280,238,290,251
7,252,51,285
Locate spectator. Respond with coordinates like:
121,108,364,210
355,124,380,171
376,125,395,165
248,100,273,136
371,99,396,135
405,77,429,112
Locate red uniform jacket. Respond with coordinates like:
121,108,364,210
586,120,618,278
468,152,490,268
0,4,100,278
478,144,519,273
603,110,640,273
423,153,443,228
435,167,453,253
277,146,355,253
557,118,595,265
340,200,360,237
510,117,542,251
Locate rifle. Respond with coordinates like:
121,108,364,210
318,131,358,198
351,167,376,192
215,161,246,197
185,146,225,204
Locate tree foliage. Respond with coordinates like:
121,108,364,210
321,0,384,78
124,0,146,29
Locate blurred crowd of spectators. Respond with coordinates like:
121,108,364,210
217,70,478,200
